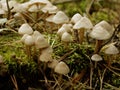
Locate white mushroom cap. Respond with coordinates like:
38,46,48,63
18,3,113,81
104,44,119,54
73,17,93,30
32,31,42,40
45,15,54,22
94,20,114,36
24,35,34,46
39,52,53,62
30,0,51,4
48,59,59,69
91,54,102,61
61,32,73,42
27,3,46,12
71,13,82,24
18,23,33,35
35,36,49,49
62,24,73,33
54,61,70,75
21,34,29,43
57,24,73,37
41,3,58,14
89,26,111,40
52,11,69,24
41,46,53,54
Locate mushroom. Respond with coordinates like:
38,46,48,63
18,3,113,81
73,17,93,44
90,21,114,53
39,52,53,63
54,61,70,75
71,13,82,24
39,51,53,70
91,54,103,62
35,35,49,49
41,46,53,54
54,61,70,82
61,32,73,48
21,34,34,60
48,59,59,69
103,44,119,66
18,23,33,35
41,3,58,14
91,54,103,68
52,11,69,24
57,23,73,37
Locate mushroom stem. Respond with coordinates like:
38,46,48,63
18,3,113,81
58,74,63,84
26,45,32,60
94,40,103,54
78,29,85,44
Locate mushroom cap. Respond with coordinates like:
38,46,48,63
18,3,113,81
21,34,29,43
71,13,82,24
52,11,69,24
41,46,53,54
35,36,49,49
41,3,58,14
45,15,54,22
54,61,70,75
89,26,111,40
91,54,102,61
48,59,59,69
61,32,73,42
73,17,93,30
27,3,46,12
39,52,53,62
57,24,73,37
104,44,119,54
24,35,34,46
18,23,33,35
95,20,114,36
32,31,42,40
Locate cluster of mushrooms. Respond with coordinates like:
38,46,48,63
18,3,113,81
0,0,120,75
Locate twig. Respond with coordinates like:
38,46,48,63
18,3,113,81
6,0,13,20
58,49,76,61
10,75,19,90
104,82,120,90
98,68,107,90
104,64,120,77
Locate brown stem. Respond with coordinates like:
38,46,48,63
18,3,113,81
94,40,103,54
78,29,85,44
6,0,11,20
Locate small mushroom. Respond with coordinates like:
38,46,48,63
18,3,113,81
90,26,112,54
54,61,70,75
103,44,119,66
18,23,33,35
48,59,59,69
52,11,69,24
73,17,93,44
71,13,82,24
41,3,58,14
91,54,102,68
57,23,73,37
39,52,53,63
35,35,49,49
91,54,103,62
